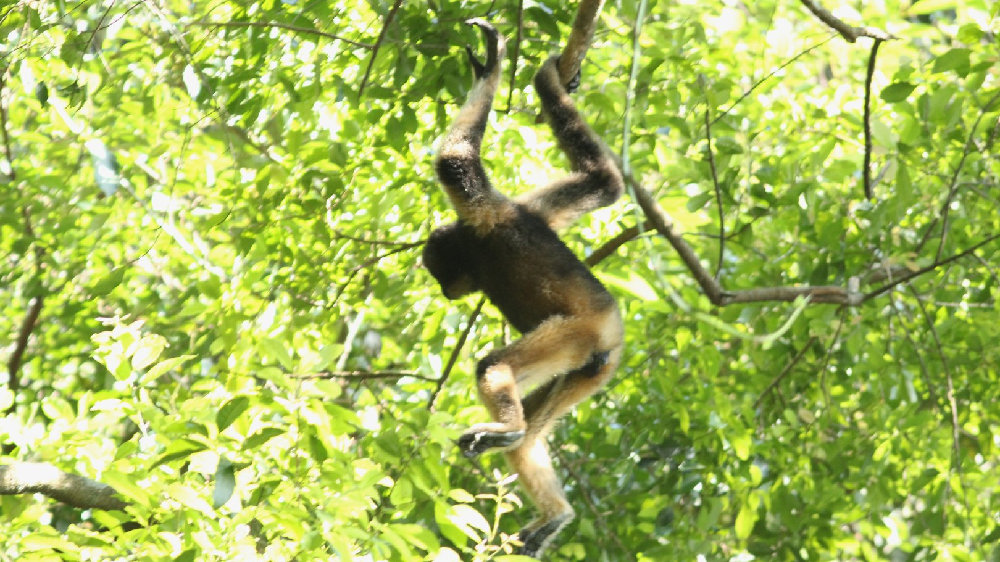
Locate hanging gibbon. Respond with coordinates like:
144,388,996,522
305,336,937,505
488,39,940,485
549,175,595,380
423,19,624,558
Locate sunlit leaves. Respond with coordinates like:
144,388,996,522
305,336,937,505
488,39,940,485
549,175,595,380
0,1,997,561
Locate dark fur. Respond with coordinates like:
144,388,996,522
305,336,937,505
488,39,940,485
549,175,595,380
423,19,624,558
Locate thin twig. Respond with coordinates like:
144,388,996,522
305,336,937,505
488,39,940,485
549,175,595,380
293,370,438,382
928,89,1000,261
428,297,486,410
0,72,14,181
754,337,817,409
713,36,834,125
908,285,968,542
863,232,1000,302
357,0,405,100
505,0,525,112
193,20,372,48
862,39,882,200
584,220,653,267
703,107,725,279
553,449,630,555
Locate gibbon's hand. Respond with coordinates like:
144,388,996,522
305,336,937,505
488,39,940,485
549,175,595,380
463,18,504,80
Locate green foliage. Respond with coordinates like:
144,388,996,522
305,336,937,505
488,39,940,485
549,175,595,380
1,0,998,560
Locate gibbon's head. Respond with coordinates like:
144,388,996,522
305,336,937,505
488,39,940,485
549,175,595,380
423,223,476,299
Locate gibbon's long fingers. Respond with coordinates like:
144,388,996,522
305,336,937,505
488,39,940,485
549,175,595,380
464,18,505,74
464,45,486,79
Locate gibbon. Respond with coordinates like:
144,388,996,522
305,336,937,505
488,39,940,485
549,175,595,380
423,19,624,558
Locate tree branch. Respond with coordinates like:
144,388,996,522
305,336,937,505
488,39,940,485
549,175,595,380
357,0,404,100
703,107,725,279
429,297,486,410
798,0,895,43
755,337,816,408
862,39,883,200
0,71,15,181
863,232,1000,302
293,370,438,382
556,0,606,84
0,462,127,511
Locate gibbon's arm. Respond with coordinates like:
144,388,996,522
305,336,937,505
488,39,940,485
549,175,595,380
434,19,515,233
515,57,624,231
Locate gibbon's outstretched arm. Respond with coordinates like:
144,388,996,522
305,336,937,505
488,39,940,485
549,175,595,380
516,56,624,232
424,19,624,559
433,19,514,233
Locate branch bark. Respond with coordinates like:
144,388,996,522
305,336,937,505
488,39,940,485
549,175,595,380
799,0,895,42
561,2,996,309
0,462,128,511
557,0,606,84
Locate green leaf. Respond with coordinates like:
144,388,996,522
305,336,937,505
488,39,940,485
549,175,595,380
932,48,971,76
212,457,236,509
731,432,751,461
244,427,285,450
881,82,916,103
259,337,294,370
735,502,757,539
91,267,126,296
686,192,713,211
152,439,207,468
131,334,167,370
216,396,250,431
140,354,193,384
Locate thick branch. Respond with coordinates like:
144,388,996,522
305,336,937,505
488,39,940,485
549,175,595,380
0,462,128,511
628,174,725,303
7,295,43,393
557,0,606,84
799,0,895,42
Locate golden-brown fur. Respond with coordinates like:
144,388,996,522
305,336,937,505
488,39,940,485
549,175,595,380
423,19,624,558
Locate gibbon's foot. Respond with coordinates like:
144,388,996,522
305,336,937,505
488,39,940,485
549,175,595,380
463,18,502,79
517,513,573,558
458,429,524,457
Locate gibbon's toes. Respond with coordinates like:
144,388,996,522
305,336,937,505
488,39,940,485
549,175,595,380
517,527,546,558
458,429,525,457
516,514,573,558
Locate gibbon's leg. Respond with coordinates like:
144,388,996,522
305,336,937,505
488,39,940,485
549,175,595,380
434,19,514,231
458,307,621,456
516,56,625,231
508,348,621,557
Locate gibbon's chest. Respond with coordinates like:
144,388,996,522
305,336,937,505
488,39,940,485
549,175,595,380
466,214,608,332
